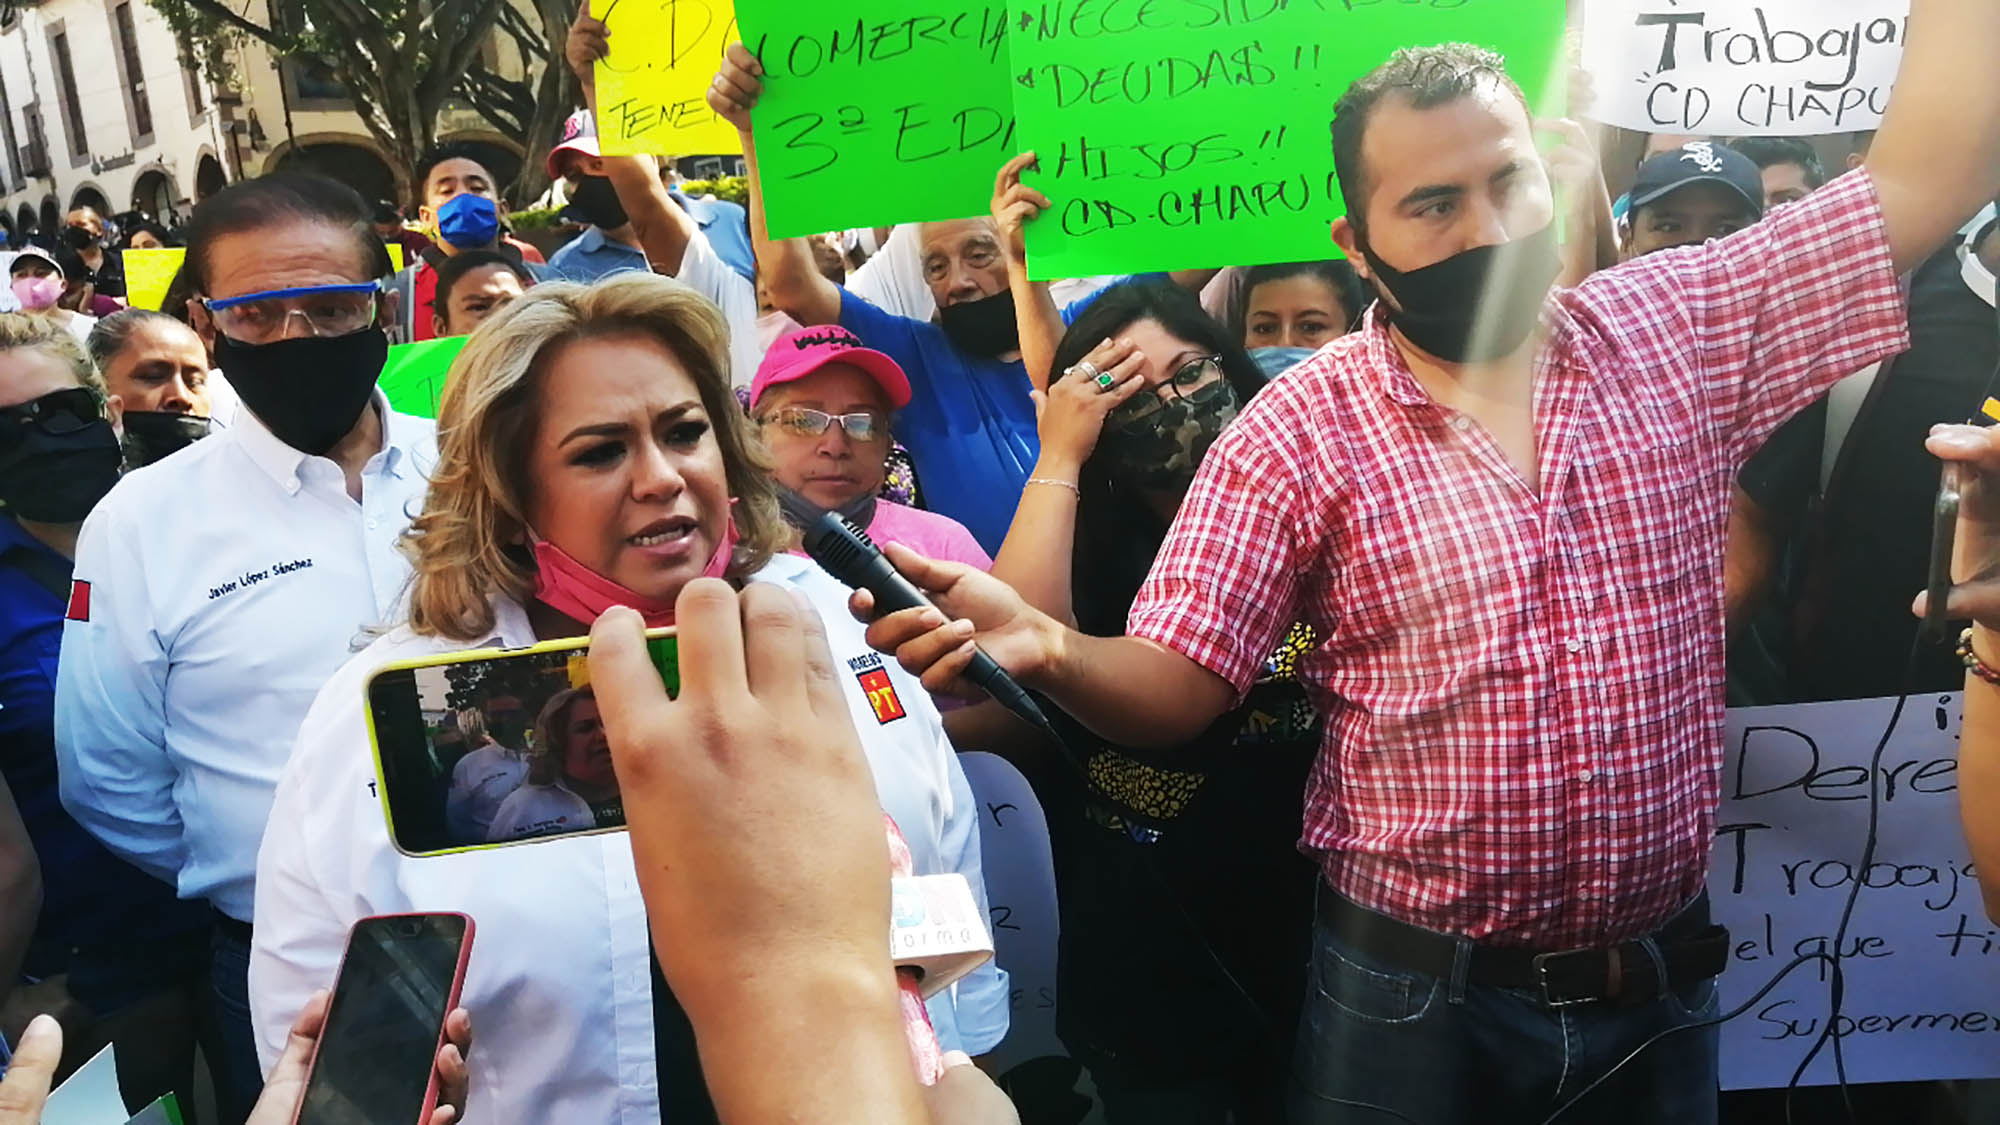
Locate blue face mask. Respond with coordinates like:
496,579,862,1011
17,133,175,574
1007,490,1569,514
1250,346,1316,380
436,193,500,250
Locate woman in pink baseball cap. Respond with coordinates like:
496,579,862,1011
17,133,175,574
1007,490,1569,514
748,325,991,571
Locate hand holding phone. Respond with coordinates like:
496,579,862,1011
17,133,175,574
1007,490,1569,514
587,586,893,1016
1923,424,2000,632
290,914,475,1125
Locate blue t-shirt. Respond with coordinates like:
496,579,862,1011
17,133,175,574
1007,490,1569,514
670,189,756,283
837,278,1153,553
0,517,206,972
839,292,1035,553
546,226,650,284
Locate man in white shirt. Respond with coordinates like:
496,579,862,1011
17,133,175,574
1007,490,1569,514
54,173,435,1124
444,692,530,841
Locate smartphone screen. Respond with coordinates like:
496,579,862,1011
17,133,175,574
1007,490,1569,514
367,634,680,855
295,914,470,1125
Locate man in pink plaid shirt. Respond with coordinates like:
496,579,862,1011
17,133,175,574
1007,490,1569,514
855,3,2000,1120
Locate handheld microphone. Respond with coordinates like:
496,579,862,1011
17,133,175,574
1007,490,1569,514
803,512,1057,737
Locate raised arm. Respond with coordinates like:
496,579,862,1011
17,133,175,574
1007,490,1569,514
989,340,1148,622
992,153,1062,392
1868,0,2000,273
1168,268,1221,293
709,43,843,326
566,2,699,274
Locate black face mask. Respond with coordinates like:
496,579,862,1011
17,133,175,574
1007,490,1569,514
62,226,96,250
568,176,629,231
1361,222,1561,364
119,411,213,468
773,483,878,537
1096,379,1240,492
937,289,1021,358
0,397,121,524
213,328,388,456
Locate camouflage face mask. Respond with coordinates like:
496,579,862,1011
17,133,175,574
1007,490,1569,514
1096,378,1239,492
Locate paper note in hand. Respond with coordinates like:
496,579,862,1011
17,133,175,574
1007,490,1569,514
595,0,745,157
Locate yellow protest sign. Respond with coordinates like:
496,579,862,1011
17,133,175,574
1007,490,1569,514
594,0,744,157
123,248,184,313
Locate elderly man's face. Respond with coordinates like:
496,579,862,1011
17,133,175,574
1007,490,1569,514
917,219,1007,309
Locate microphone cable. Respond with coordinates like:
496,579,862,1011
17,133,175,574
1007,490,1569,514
805,513,1423,1123
1540,567,1932,1125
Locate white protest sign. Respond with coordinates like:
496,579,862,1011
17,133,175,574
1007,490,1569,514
958,751,1066,1073
1582,1,1910,137
1711,693,2000,1090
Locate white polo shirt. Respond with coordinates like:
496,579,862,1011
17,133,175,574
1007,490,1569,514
248,555,1009,1122
54,394,436,923
674,229,760,388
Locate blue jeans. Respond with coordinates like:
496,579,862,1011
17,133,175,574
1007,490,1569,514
209,923,265,1125
1287,911,1720,1125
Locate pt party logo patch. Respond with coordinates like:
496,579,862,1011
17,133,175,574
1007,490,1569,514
848,652,906,725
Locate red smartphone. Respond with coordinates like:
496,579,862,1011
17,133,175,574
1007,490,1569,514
293,913,475,1125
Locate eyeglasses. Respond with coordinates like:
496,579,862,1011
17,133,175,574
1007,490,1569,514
758,406,888,444
1,387,102,449
1111,355,1225,420
200,282,382,345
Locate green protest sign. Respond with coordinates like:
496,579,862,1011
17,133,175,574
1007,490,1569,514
734,1,1016,238
378,335,468,419
1012,1,1570,279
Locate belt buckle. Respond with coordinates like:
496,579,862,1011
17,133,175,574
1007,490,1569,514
1533,950,1599,1008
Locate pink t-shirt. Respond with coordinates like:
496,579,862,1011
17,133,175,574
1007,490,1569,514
789,499,992,571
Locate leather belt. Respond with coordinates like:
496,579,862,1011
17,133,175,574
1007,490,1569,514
1317,885,1730,1007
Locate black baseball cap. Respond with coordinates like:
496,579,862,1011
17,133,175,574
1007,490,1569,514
1628,142,1765,219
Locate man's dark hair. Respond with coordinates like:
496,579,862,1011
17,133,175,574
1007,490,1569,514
119,219,174,249
432,248,533,322
1242,260,1368,332
373,199,404,226
412,143,496,211
86,308,186,368
184,173,394,293
1728,137,1826,189
1329,43,1529,233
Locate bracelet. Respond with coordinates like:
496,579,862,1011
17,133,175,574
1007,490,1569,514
1025,477,1080,495
1959,627,2000,687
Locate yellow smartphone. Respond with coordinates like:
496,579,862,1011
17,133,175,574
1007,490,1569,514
364,629,679,857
